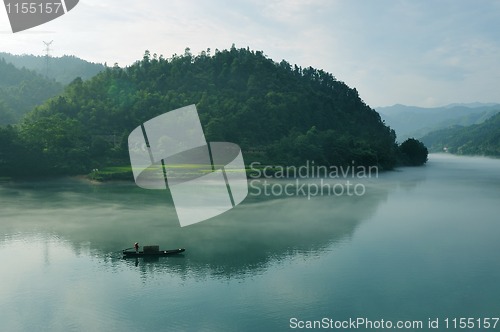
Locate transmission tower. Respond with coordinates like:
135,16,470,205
43,40,53,78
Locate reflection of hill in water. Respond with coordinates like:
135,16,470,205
0,175,425,278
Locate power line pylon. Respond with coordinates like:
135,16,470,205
43,40,53,78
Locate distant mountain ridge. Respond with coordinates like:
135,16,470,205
0,52,105,84
444,102,500,108
376,103,500,141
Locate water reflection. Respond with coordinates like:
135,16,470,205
2,155,500,331
0,168,427,279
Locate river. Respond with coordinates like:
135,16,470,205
0,154,499,331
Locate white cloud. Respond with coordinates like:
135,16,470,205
0,0,499,107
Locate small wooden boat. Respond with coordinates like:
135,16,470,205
123,245,185,258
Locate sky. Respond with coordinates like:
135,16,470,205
1,0,499,108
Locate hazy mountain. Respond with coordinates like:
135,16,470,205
0,52,105,84
377,103,500,141
421,112,500,157
444,102,500,108
0,58,63,124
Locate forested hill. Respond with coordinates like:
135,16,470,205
0,58,63,125
421,112,500,157
0,52,105,84
2,47,399,177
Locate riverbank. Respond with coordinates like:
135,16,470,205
2,159,427,184
86,162,384,183
88,166,134,182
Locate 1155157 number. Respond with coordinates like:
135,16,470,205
5,2,63,14
444,318,499,329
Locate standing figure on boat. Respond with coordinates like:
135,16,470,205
134,242,139,253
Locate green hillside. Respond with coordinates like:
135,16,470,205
421,112,500,157
1,47,402,177
0,58,63,125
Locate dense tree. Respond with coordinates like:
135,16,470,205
2,47,403,177
0,125,39,177
399,138,428,166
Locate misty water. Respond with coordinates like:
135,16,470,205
1,154,499,331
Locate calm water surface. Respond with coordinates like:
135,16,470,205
1,154,499,331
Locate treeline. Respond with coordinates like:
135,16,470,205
421,112,500,157
1,46,425,178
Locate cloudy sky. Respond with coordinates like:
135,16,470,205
1,0,499,107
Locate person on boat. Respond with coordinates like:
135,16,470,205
134,242,139,253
